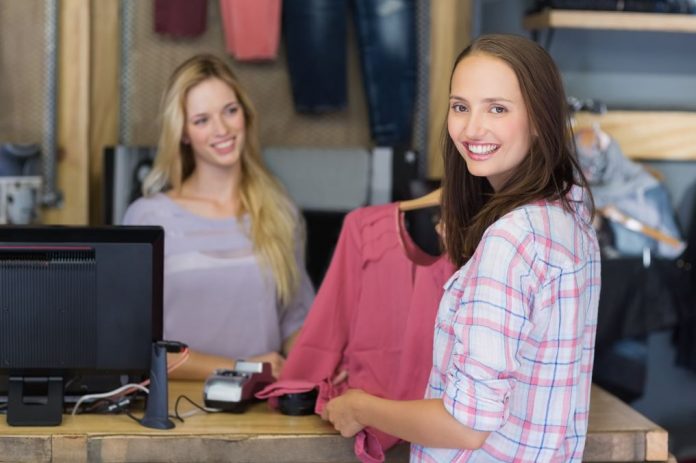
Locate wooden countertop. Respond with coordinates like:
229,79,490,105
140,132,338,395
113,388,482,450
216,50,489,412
0,382,669,462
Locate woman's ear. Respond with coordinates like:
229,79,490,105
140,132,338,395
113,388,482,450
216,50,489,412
181,134,190,144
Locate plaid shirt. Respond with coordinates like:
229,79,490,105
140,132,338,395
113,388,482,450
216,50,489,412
412,187,601,462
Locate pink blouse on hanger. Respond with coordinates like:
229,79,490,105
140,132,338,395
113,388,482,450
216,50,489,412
258,203,455,463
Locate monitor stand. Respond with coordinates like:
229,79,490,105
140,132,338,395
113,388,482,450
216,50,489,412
7,376,63,426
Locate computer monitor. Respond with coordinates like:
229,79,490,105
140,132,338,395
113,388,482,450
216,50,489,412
0,225,164,425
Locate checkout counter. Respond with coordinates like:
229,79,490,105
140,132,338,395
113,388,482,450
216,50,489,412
0,381,672,462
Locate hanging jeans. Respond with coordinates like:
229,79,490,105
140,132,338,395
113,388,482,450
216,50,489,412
283,0,417,146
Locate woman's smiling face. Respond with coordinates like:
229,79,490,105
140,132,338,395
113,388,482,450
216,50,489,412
184,77,246,174
447,53,533,191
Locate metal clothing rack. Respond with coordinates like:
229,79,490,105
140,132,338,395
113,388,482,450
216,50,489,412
42,0,60,208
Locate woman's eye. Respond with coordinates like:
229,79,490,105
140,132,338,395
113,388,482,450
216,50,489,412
451,104,467,113
226,105,239,115
490,106,506,114
193,117,207,126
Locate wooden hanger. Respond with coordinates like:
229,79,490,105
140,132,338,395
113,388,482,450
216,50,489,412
398,188,441,212
600,205,684,249
642,164,665,182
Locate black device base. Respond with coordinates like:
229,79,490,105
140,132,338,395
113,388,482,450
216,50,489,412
204,398,257,414
278,389,319,416
7,376,63,426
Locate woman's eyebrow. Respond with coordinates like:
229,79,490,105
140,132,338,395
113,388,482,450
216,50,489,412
448,95,513,103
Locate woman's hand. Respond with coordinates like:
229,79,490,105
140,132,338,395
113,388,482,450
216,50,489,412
321,389,368,438
247,351,285,378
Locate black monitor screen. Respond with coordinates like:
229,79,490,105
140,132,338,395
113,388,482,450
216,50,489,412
0,225,163,425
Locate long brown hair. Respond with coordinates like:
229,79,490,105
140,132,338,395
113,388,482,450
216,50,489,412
441,34,593,267
143,54,304,306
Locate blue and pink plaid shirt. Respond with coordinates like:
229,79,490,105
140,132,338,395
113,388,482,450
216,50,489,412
411,186,601,462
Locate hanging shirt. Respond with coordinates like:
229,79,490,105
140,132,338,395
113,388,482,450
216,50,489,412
122,193,314,359
153,0,207,38
219,0,282,61
258,202,455,463
577,137,684,258
412,186,601,463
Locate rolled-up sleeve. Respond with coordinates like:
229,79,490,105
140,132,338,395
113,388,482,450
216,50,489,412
442,219,542,432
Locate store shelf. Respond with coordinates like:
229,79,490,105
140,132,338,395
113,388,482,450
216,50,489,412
524,9,696,33
522,11,696,161
574,110,696,161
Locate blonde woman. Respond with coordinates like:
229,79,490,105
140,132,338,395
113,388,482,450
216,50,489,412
123,54,314,380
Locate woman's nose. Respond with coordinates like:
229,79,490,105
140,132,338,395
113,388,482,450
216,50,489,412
463,111,486,139
211,116,230,136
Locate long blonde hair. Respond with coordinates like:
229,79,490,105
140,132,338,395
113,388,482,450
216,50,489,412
143,54,303,306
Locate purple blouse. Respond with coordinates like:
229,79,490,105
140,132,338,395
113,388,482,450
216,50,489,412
123,193,314,359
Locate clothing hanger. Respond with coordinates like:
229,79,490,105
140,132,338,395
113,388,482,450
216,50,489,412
642,164,665,182
600,205,685,250
398,187,441,212
398,187,443,256
576,121,611,152
569,97,610,151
